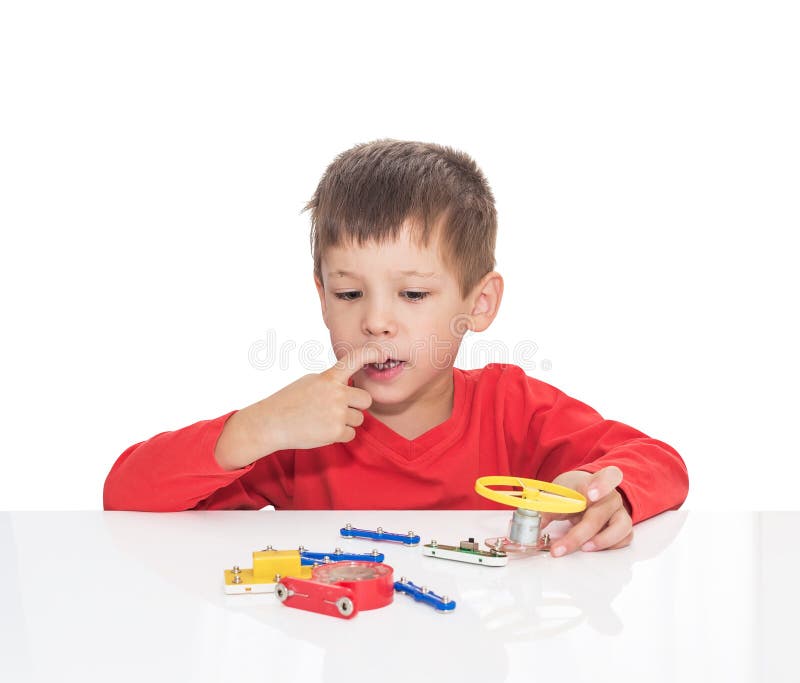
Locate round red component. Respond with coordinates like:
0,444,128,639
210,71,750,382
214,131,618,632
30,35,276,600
311,561,394,610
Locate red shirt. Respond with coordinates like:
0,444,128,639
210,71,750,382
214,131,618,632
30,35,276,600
103,363,688,523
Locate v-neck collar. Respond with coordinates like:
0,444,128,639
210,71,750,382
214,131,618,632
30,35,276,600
351,367,468,463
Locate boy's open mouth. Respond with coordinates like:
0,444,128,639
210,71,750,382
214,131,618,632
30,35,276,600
367,359,405,371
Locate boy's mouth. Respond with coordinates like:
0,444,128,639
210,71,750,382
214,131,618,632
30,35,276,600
362,358,407,380
368,359,404,370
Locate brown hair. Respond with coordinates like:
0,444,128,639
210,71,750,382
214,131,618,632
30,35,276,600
306,139,497,299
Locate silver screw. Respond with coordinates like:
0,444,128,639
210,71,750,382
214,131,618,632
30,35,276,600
232,565,241,574
345,522,353,530
430,539,438,547
233,575,242,584
377,526,383,534
337,597,354,616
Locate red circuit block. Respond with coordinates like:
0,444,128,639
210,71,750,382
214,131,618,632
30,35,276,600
275,561,395,619
275,576,358,619
312,561,394,611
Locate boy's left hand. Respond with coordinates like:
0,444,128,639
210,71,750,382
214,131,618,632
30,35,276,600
539,466,633,557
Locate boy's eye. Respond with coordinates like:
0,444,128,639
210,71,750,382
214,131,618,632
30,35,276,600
333,291,430,302
334,291,362,301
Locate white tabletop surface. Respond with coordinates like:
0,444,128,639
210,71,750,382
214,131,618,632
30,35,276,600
1,509,797,683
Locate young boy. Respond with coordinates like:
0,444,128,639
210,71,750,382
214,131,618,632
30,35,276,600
104,139,688,557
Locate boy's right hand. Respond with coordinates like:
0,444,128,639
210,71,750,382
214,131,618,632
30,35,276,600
214,346,382,470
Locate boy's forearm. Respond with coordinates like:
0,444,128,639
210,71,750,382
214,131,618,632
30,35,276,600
214,400,283,471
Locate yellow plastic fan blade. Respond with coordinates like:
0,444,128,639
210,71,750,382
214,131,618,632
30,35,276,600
475,476,586,514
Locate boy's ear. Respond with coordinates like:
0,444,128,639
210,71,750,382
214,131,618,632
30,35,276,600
314,274,329,323
467,271,504,333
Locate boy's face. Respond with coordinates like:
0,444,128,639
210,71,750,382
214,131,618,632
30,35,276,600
315,221,496,411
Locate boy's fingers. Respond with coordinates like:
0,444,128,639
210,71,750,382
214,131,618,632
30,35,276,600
340,425,356,442
550,502,611,557
326,345,387,383
345,407,366,428
608,531,634,550
585,465,624,503
345,386,373,411
579,508,633,552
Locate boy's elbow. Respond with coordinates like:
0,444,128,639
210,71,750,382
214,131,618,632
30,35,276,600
664,440,690,504
673,448,690,509
102,460,169,512
102,473,142,511
102,461,126,510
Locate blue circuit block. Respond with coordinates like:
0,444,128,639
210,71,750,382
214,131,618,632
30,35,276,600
340,525,421,545
300,549,385,566
394,578,456,612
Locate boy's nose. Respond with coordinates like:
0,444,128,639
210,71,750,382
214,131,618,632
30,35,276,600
364,321,397,337
363,308,397,337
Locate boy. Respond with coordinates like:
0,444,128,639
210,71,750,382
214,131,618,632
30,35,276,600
104,139,688,557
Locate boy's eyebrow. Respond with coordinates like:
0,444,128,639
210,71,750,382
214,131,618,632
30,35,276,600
328,269,441,279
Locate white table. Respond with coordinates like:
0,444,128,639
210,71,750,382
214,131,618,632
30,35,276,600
1,510,796,683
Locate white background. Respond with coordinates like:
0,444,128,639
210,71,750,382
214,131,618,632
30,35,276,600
1,1,797,511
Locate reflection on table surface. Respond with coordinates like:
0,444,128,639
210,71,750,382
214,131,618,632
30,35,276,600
1,510,797,683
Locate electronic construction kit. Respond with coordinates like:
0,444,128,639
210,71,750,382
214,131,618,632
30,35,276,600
222,476,586,620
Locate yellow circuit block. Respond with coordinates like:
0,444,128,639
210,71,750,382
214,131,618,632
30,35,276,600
223,549,312,594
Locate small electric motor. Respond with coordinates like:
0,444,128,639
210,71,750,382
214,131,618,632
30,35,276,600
474,476,587,557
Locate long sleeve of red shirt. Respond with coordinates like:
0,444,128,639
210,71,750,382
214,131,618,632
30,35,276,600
103,363,688,523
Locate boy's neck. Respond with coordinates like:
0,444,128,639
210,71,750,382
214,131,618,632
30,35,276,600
367,371,455,441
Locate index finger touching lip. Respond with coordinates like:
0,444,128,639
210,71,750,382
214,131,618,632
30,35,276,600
326,345,386,383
